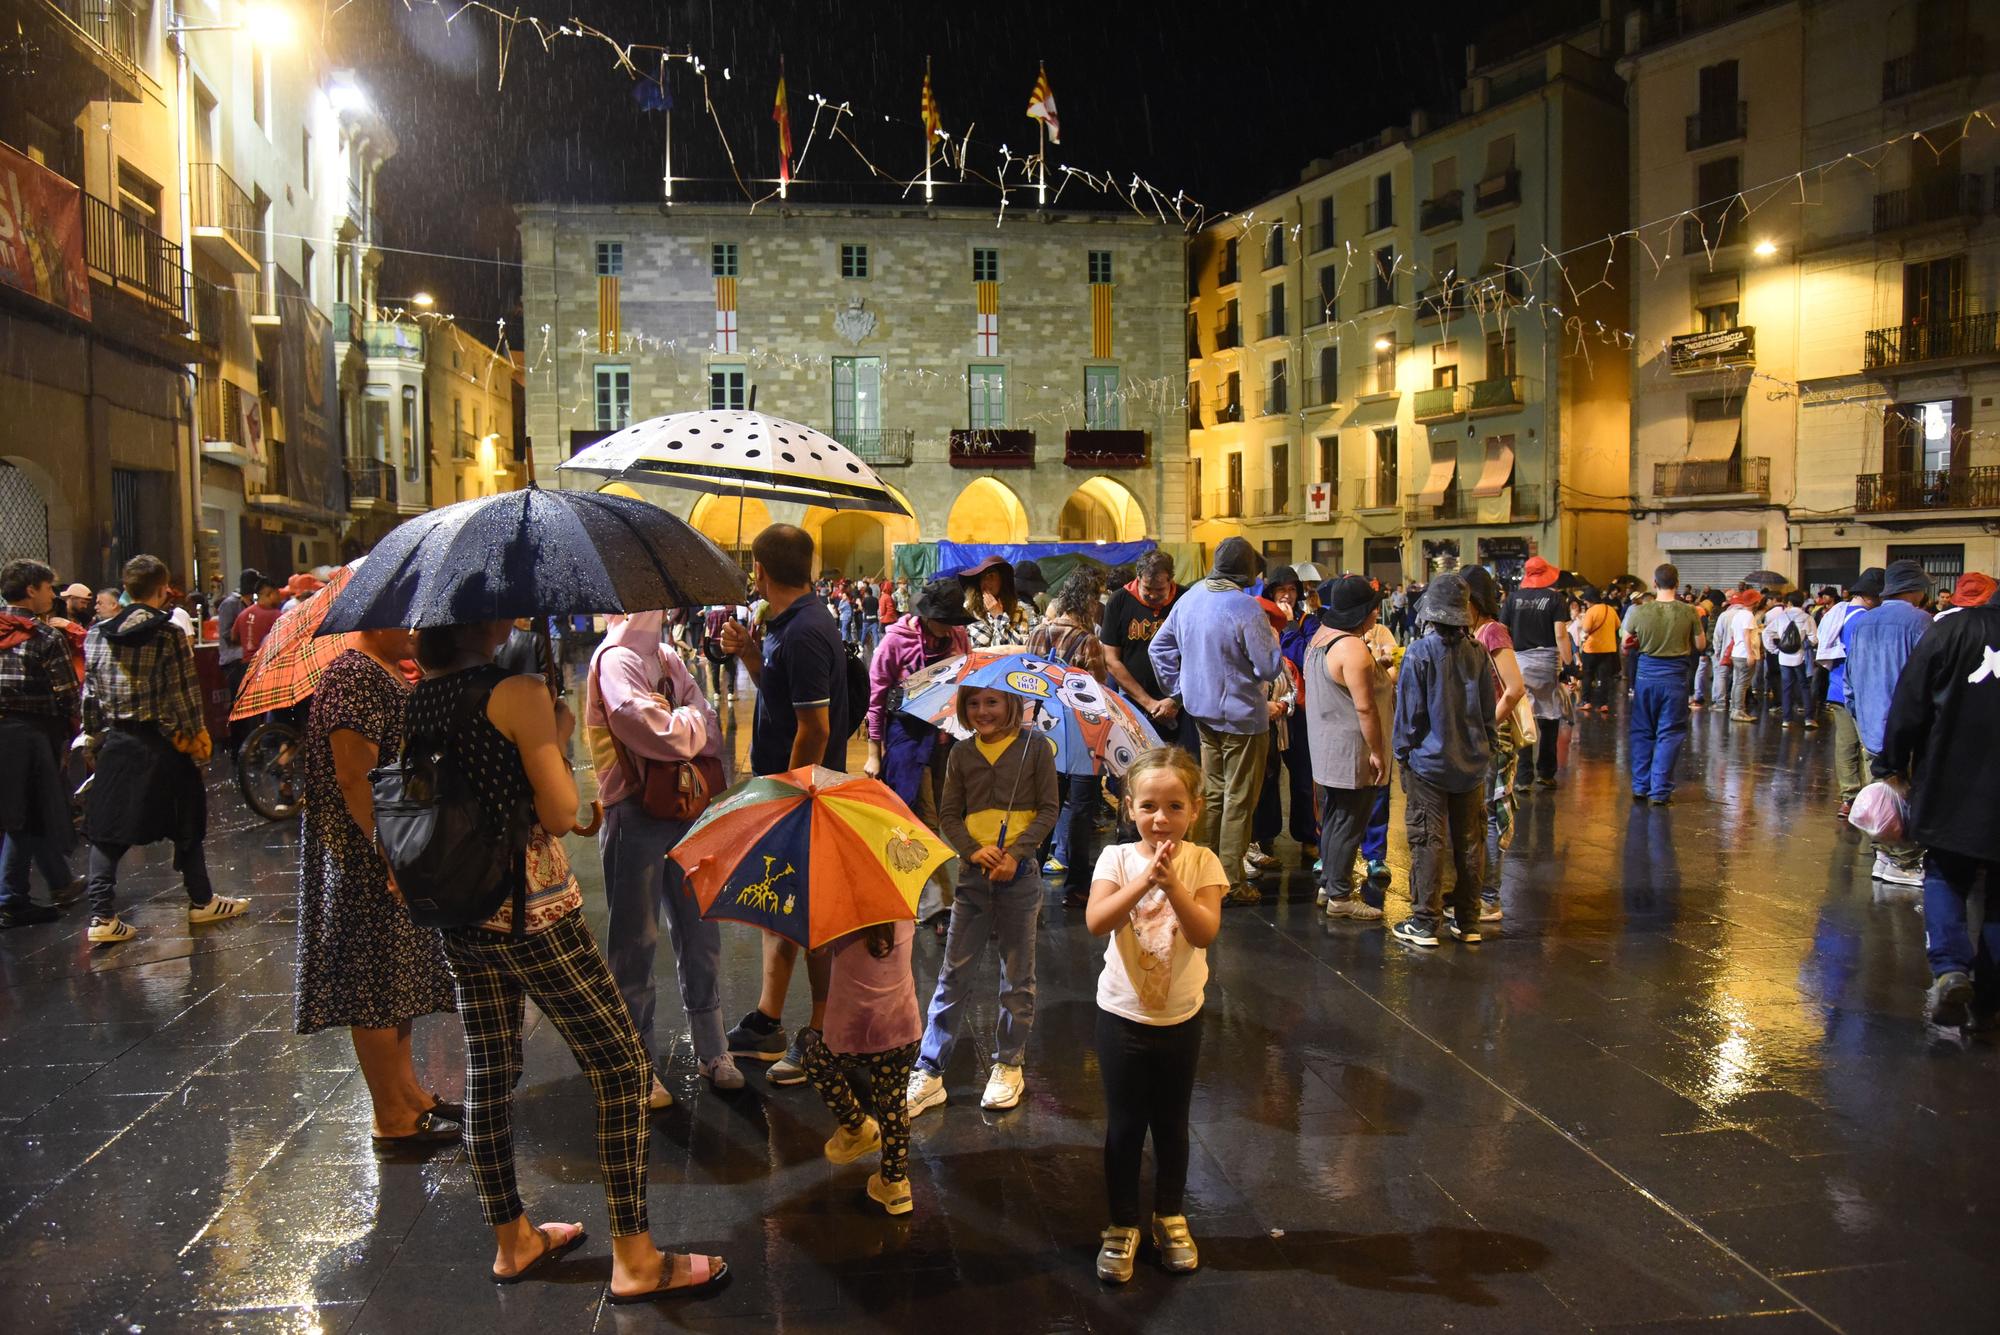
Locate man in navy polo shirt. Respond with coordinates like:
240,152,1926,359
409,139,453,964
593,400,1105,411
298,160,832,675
717,524,852,1084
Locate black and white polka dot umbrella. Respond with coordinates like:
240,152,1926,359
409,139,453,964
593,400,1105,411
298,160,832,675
558,410,912,515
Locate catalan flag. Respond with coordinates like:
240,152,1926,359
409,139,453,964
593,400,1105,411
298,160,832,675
773,63,793,186
598,275,620,353
975,280,999,355
1025,63,1060,145
1090,282,1113,359
715,276,738,353
921,60,942,146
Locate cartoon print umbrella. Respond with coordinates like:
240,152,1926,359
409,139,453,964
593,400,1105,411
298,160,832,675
669,766,952,949
894,650,1161,777
230,563,364,720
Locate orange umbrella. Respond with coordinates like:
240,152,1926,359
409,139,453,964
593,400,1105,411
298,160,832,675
230,564,363,720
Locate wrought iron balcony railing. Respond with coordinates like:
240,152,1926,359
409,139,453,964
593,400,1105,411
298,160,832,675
1863,313,1999,369
1855,466,2000,514
1654,456,1770,499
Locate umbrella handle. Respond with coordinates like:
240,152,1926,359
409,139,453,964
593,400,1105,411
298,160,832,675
572,799,604,837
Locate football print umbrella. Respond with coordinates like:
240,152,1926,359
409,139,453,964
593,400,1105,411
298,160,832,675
894,650,1161,777
669,766,952,949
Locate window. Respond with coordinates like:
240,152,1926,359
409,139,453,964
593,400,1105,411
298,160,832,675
1316,264,1337,321
1692,157,1741,240
1315,196,1334,249
1262,540,1293,567
1482,226,1516,276
711,242,738,277
972,247,999,283
1266,358,1287,415
1373,427,1398,502
252,43,267,131
594,366,631,430
1315,344,1338,404
1316,436,1337,483
840,243,869,279
363,392,389,462
334,241,351,303
1269,444,1289,509
301,241,315,303
401,387,420,480
1267,282,1286,338
116,162,161,228
1696,270,1740,331
1693,60,1741,145
1433,360,1458,389
1903,255,1965,324
1264,226,1285,270
1227,452,1244,510
595,241,623,277
1088,250,1113,284
969,365,1006,429
1483,135,1516,183
1374,173,1394,229
1221,237,1239,284
472,404,482,440
1886,398,1968,474
1434,242,1458,282
1224,370,1242,416
1085,366,1121,430
1312,538,1342,569
453,397,464,447
1224,298,1240,343
1373,340,1396,394
1885,543,1966,599
710,366,747,411
1372,245,1395,308
301,129,312,194
1486,329,1518,379
1432,157,1457,198
832,357,882,446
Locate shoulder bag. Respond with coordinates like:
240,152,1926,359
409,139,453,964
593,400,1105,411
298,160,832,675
591,652,727,822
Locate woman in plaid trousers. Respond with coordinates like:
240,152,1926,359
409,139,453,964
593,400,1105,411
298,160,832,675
409,620,728,1303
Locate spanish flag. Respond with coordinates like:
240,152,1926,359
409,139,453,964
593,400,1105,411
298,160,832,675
1026,63,1060,145
920,60,942,146
773,63,793,186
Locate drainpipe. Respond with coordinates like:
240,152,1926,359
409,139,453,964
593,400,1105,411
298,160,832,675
170,2,202,588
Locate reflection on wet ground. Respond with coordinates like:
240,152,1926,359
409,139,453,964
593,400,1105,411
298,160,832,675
0,694,1993,1332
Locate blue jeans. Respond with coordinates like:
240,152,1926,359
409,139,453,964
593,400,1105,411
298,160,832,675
1362,784,1389,864
0,830,72,910
598,796,725,1063
1630,656,1692,800
1691,653,1712,705
1779,661,1810,720
919,865,1042,1072
1923,848,2000,981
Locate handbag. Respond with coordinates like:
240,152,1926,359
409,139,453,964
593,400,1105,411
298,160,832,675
1510,695,1540,749
590,653,726,823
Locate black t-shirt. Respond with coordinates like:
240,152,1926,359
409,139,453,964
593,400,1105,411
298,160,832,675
1502,585,1567,652
1101,587,1176,702
750,596,851,776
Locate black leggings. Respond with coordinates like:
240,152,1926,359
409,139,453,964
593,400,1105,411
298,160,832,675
1097,1007,1202,1227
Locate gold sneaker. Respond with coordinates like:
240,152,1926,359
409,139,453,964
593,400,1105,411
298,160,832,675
1151,1213,1199,1272
1096,1225,1140,1283
865,1170,912,1215
826,1117,881,1165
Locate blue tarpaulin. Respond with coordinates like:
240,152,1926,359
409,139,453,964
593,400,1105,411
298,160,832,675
931,541,1157,576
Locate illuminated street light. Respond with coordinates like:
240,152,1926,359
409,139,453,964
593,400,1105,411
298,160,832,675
1374,335,1392,352
1753,239,1777,258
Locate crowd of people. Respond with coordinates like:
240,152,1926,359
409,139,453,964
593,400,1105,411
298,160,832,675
3,524,1997,1299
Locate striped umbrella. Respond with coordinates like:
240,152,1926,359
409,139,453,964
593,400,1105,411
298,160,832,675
230,564,364,720
670,767,951,949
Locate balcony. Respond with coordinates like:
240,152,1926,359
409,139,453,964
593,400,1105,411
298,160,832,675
82,193,187,323
1419,191,1464,232
452,430,476,462
1413,384,1462,421
199,378,251,456
835,427,914,467
1213,398,1244,424
252,260,282,330
1353,477,1399,510
1654,456,1771,500
346,459,398,509
1474,168,1521,213
1362,278,1395,312
1064,430,1148,469
1685,102,1747,151
1863,313,2000,370
1187,401,1204,432
1405,484,1542,526
1682,210,1741,252
1251,487,1292,518
363,319,425,363
191,281,226,359
1465,375,1524,415
1668,325,1756,373
19,0,146,107
1262,310,1287,340
1263,238,1286,271
1217,258,1239,287
343,180,374,243
1855,466,2000,514
1882,38,1986,101
189,163,260,273
1303,375,1338,409
1260,384,1289,416
1309,222,1336,252
1360,364,1398,398
1213,320,1241,352
1873,175,1983,233
1204,489,1244,519
949,428,1035,468
1365,200,1394,233
1405,488,1467,526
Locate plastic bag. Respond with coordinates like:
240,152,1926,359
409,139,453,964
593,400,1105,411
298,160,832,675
1848,779,1908,843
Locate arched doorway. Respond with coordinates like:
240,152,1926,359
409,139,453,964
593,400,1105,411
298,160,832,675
687,492,773,555
945,477,1030,543
1057,475,1147,542
803,484,920,579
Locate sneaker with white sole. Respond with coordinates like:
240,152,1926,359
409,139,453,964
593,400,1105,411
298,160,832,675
188,895,247,924
768,1027,815,1086
700,1054,746,1091
1315,883,1330,906
907,1065,946,1118
825,1116,881,1165
1345,901,1385,921
1873,852,1924,888
87,915,136,944
1447,920,1483,944
1391,917,1440,948
980,1062,1025,1110
1479,898,1504,922
866,1170,913,1216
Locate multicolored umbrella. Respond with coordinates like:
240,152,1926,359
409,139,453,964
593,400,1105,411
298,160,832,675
669,767,952,949
894,650,1161,776
230,564,361,720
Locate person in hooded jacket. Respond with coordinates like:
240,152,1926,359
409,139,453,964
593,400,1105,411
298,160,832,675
1,559,81,928
586,611,739,1099
78,555,247,944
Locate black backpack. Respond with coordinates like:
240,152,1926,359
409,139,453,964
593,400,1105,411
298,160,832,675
372,669,534,936
1776,616,1803,656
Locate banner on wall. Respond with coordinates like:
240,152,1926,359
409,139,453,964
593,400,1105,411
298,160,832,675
0,141,91,319
273,269,342,512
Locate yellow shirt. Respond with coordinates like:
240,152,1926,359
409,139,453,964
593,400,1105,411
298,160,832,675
962,731,1049,849
1579,602,1619,654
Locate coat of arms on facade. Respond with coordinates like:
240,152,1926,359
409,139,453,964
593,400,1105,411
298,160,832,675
833,297,876,346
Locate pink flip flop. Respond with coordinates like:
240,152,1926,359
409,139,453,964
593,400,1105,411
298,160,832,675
605,1253,731,1304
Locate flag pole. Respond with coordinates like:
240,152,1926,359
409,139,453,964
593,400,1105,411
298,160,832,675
1037,117,1047,208
923,57,935,204
661,54,673,203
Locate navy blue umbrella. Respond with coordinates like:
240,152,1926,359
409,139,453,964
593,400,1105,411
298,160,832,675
316,486,746,633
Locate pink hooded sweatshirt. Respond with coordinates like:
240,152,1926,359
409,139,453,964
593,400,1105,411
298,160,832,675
866,614,969,743
584,610,721,809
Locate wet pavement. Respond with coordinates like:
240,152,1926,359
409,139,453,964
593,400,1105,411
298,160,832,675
1,693,1995,1333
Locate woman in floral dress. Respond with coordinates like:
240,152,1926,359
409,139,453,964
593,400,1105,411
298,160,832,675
295,629,461,1151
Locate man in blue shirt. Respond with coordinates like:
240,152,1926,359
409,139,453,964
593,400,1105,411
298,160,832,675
1843,559,1933,887
1149,537,1283,903
1814,567,1882,818
717,524,850,1084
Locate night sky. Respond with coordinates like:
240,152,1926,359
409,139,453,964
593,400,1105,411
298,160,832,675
325,0,1590,340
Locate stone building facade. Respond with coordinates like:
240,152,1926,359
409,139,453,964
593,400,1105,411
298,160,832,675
517,202,1187,575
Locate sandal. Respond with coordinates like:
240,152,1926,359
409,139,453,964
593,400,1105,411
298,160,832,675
492,1223,587,1285
606,1252,731,1304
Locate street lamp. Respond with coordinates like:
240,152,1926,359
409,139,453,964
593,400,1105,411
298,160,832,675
1752,239,1778,258
382,292,436,310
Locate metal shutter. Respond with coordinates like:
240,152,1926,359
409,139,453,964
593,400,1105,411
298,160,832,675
0,462,49,561
1664,548,1763,593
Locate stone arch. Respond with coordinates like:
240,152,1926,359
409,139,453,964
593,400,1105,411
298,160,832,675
945,477,1030,544
1057,475,1148,543
803,484,920,579
687,492,774,553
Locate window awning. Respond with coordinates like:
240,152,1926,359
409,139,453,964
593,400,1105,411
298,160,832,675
1416,446,1458,506
1686,402,1742,462
1482,226,1515,273
1484,135,1515,179
1471,436,1516,497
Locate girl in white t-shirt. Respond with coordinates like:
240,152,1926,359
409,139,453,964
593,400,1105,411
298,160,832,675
1085,747,1228,1285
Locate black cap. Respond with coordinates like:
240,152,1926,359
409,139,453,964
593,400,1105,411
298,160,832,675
913,576,976,624
1850,566,1886,597
1316,575,1383,631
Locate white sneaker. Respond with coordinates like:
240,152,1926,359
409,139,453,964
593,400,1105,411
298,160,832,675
188,895,247,924
87,915,137,944
1244,846,1276,869
700,1053,746,1091
1315,884,1330,906
906,1066,946,1118
980,1062,1025,1111
1872,853,1923,888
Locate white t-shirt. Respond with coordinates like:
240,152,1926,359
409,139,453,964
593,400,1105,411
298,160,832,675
1715,606,1756,659
1091,841,1228,1026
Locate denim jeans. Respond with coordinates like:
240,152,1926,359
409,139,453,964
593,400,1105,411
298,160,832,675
1362,784,1389,864
1056,771,1102,898
1630,656,1693,800
1401,766,1483,929
1318,784,1384,908
0,830,72,910
1922,848,1999,980
598,796,725,1063
88,839,213,918
1691,653,1712,705
919,865,1042,1071
1778,661,1810,720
